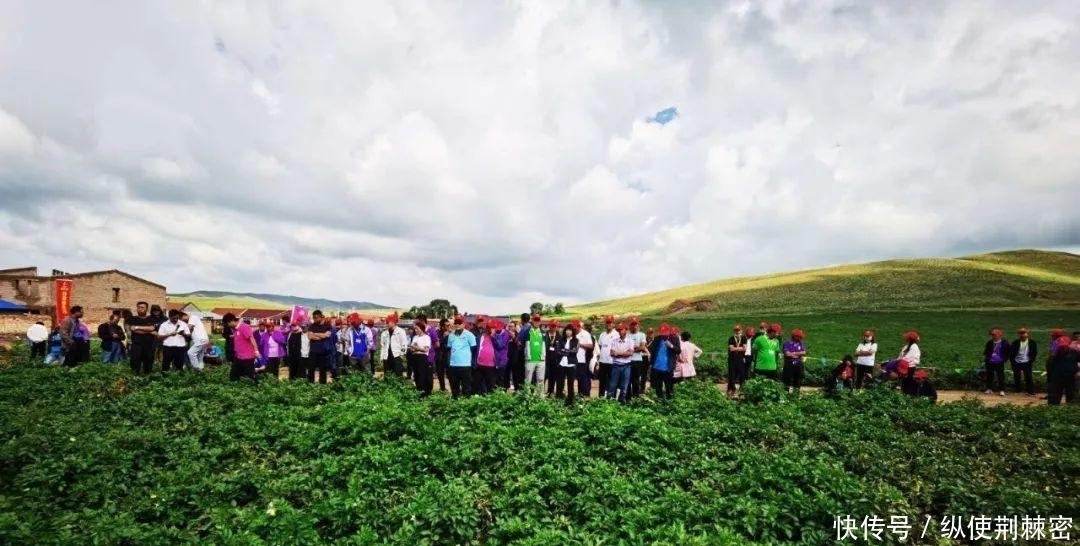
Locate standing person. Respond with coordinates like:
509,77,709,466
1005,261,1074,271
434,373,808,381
899,331,922,395
782,329,807,393
222,314,236,369
408,322,434,397
475,322,497,394
648,323,680,399
570,320,595,398
626,318,648,401
523,316,547,393
436,318,451,391
983,329,1010,396
380,314,408,377
1046,332,1078,405
182,312,210,371
606,323,636,403
752,324,782,380
266,322,287,378
286,322,305,380
98,312,126,364
424,316,441,390
306,311,333,384
743,327,756,380
365,319,378,375
58,305,84,368
127,302,158,375
726,325,748,397
674,330,702,385
446,316,477,399
1009,328,1037,395
545,320,562,397
492,320,511,390
149,304,166,366
27,322,48,360
556,324,581,406
596,316,616,401
854,331,878,389
225,313,259,383
157,310,191,372
342,315,365,374
513,313,538,391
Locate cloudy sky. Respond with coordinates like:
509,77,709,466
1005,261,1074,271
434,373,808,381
1,1,1078,312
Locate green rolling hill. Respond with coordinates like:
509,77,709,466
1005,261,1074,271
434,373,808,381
568,249,1080,317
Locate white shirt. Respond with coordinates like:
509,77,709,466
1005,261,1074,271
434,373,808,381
410,333,432,353
188,318,209,344
560,339,575,367
900,343,921,367
380,326,410,360
611,335,635,365
158,320,190,347
855,342,877,367
300,333,310,358
598,330,616,364
576,330,593,364
628,331,646,361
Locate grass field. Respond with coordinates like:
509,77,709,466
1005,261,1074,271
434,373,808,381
567,250,1080,317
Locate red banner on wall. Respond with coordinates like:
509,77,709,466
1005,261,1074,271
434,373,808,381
55,279,73,323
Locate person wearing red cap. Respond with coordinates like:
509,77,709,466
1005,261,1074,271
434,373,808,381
343,314,369,374
983,328,1011,396
474,320,498,394
647,323,681,399
782,329,807,393
515,313,542,392
1009,328,1037,395
627,318,648,401
823,356,855,397
751,324,782,380
898,331,921,395
854,330,878,389
606,322,636,403
446,316,477,398
910,369,938,403
306,310,333,384
596,316,617,400
436,318,451,391
545,319,561,397
379,313,409,378
1046,331,1079,405
726,325,748,397
285,320,306,380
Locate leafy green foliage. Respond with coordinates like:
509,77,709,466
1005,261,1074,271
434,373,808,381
0,354,1078,545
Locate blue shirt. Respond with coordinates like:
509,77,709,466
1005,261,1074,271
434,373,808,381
447,330,477,367
653,343,670,372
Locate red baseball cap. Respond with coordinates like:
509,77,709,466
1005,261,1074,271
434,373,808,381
604,315,615,324
617,322,627,331
769,323,782,334
1018,327,1029,334
791,329,805,340
659,323,671,336
905,331,920,342
1051,328,1065,337
991,329,1002,336
746,327,756,336
914,370,928,380
630,317,640,325
571,319,581,328
548,319,559,329
531,313,541,322
734,324,742,331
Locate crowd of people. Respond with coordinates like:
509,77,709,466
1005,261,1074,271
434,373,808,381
25,305,1080,406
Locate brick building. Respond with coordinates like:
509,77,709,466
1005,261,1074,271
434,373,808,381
0,267,166,332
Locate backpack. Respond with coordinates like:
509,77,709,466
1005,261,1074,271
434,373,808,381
527,327,545,361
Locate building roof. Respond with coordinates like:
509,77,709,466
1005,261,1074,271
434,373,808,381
211,307,246,318
0,266,38,275
240,308,290,320
0,298,30,312
0,267,165,289
166,301,200,312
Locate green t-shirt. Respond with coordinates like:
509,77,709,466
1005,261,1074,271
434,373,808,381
753,335,780,371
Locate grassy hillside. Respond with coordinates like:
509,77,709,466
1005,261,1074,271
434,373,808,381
169,292,396,314
569,250,1080,317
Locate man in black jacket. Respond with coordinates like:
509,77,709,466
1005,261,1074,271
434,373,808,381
1009,328,1037,395
97,311,126,364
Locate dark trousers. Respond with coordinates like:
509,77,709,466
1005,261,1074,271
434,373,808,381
288,354,304,380
650,368,674,399
384,355,403,377
727,359,746,393
476,366,496,394
629,361,647,400
448,366,472,399
577,362,592,398
782,360,805,390
498,366,511,390
510,352,526,391
163,346,186,371
547,357,561,395
410,354,433,396
985,362,1005,392
308,353,330,384
405,353,413,379
230,358,257,382
1012,362,1034,394
1047,376,1076,405
368,350,377,374
265,357,282,379
435,353,449,391
129,343,155,374
559,364,577,405
30,342,46,359
854,365,874,389
597,362,612,398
